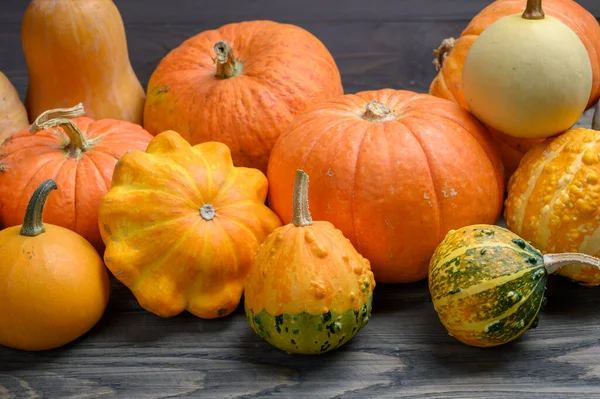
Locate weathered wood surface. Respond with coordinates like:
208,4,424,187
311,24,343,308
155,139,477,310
1,1,600,398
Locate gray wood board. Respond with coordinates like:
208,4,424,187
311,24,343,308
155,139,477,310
1,1,600,398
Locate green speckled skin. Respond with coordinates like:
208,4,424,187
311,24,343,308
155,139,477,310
245,296,372,355
429,224,547,347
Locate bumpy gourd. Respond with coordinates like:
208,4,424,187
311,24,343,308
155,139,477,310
245,170,375,355
462,0,593,138
429,224,600,347
98,130,282,319
0,71,28,141
21,0,145,123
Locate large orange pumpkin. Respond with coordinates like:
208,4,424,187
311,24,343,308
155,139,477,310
267,89,505,283
429,0,600,177
0,103,153,251
143,20,343,173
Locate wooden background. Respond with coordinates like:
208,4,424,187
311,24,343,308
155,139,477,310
1,1,600,398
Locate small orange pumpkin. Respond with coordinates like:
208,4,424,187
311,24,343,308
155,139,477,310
0,71,28,141
0,179,109,351
98,130,282,318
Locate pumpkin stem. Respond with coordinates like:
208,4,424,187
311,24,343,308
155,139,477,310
592,101,600,131
522,0,545,20
543,253,600,275
292,169,313,227
30,103,90,154
214,41,242,79
362,101,395,122
20,179,57,237
433,37,456,71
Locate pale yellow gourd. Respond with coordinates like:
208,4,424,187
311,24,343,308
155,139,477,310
462,0,592,139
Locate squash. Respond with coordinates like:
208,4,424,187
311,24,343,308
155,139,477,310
143,20,344,173
462,0,592,139
21,0,145,124
0,71,28,141
245,170,375,355
0,179,109,351
505,102,600,286
97,130,282,319
267,89,505,283
429,224,600,347
0,103,153,252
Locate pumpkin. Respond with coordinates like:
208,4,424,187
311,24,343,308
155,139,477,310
462,0,592,139
97,130,282,319
143,20,344,173
267,89,505,283
0,71,28,141
429,0,600,175
0,103,153,252
0,179,109,351
245,170,375,355
505,102,600,286
429,224,600,347
21,0,146,124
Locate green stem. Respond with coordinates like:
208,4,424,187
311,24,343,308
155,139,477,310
593,101,599,131
29,103,89,152
543,253,600,275
522,0,545,20
291,169,313,227
20,179,58,236
214,41,242,79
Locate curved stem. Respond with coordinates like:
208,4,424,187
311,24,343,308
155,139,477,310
20,179,57,237
522,0,545,20
214,41,242,79
593,101,599,131
362,101,395,122
433,37,456,71
292,169,313,227
30,103,89,152
543,253,600,275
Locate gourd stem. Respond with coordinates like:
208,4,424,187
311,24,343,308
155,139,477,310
291,169,313,227
543,253,600,275
522,0,545,20
592,101,600,131
362,101,395,122
20,179,57,237
214,41,242,79
30,103,89,151
433,37,456,71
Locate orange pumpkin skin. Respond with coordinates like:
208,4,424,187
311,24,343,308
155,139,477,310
98,130,283,319
21,0,146,124
0,180,109,351
505,124,600,286
0,106,153,251
267,89,505,283
0,71,28,141
429,0,600,178
143,20,344,173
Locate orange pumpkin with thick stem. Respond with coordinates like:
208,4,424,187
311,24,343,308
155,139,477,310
267,89,505,284
0,71,28,141
97,130,282,319
21,0,146,124
0,103,153,252
429,0,600,178
143,20,343,173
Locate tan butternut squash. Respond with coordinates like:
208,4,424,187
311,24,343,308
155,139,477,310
0,72,28,141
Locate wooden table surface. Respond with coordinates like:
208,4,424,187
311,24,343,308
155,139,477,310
2,1,600,398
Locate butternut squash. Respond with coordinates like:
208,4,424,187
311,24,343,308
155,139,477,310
0,72,28,141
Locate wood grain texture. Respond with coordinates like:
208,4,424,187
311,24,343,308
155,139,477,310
1,1,600,398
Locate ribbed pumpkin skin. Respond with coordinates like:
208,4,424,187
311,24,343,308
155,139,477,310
0,71,28,141
429,0,600,178
505,127,600,286
244,220,375,355
0,117,153,250
429,224,546,347
98,131,282,319
143,20,343,173
267,89,505,283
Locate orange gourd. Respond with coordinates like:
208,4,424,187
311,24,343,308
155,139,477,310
21,0,145,124
0,71,28,141
97,130,282,319
0,179,109,351
267,89,505,283
0,103,153,252
143,20,344,173
505,103,600,286
429,0,600,178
